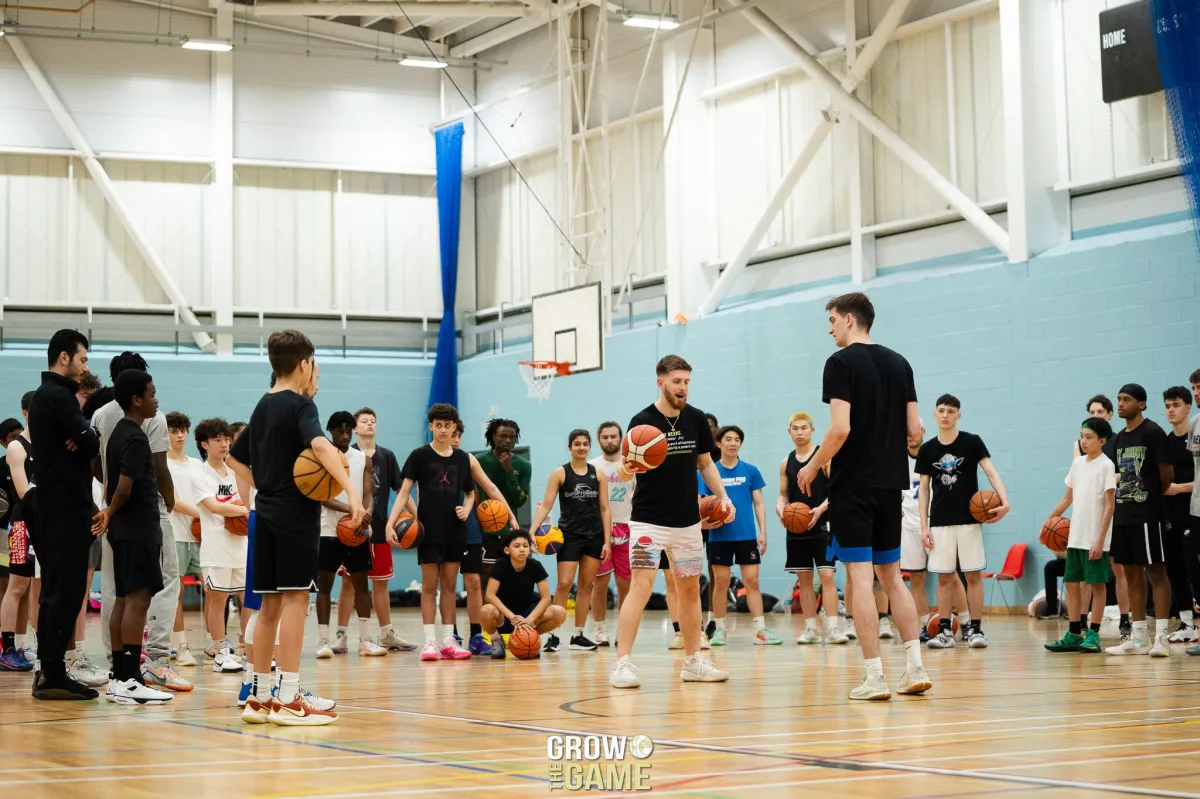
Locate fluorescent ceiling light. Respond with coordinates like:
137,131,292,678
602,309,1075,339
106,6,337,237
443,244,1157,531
181,37,232,51
399,55,447,69
620,11,680,30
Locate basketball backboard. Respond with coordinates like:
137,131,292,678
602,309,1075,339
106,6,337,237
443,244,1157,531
531,282,603,375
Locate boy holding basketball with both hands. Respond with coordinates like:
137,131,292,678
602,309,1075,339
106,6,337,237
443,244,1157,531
481,530,566,658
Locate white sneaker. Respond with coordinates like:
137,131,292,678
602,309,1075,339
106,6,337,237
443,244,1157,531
105,679,120,703
1168,623,1198,644
379,629,417,652
878,618,895,639
1106,637,1150,655
1149,635,1171,658
680,654,729,683
849,675,891,701
175,644,197,667
897,666,932,695
331,631,349,655
315,639,334,659
68,652,110,687
610,655,641,689
844,618,857,640
298,687,336,711
110,679,173,705
968,630,989,649
927,631,956,649
593,630,610,647
667,632,683,651
796,628,820,645
359,639,387,657
700,633,712,651
824,627,850,645
212,648,245,673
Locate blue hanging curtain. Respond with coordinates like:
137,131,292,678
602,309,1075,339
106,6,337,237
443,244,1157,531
428,122,465,412
1152,1,1200,252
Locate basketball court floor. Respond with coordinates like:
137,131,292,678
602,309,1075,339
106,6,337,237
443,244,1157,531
2,610,1197,798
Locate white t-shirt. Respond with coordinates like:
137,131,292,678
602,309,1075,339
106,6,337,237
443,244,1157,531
321,447,366,538
591,455,634,526
93,401,169,515
901,455,920,529
166,455,202,543
1188,414,1200,518
194,460,246,568
1065,453,1117,550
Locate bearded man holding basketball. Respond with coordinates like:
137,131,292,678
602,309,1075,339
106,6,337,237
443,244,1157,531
796,293,931,701
609,354,733,689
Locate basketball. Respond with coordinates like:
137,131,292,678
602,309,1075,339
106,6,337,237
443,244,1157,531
623,424,669,471
224,499,249,536
336,514,368,547
536,524,564,555
190,516,202,542
476,499,509,534
699,495,725,524
394,512,424,549
781,502,813,533
926,613,961,638
1041,515,1070,552
969,490,1001,523
508,626,541,659
293,448,348,502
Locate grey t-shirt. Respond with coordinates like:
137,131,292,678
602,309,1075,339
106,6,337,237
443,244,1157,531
92,400,170,515
1189,414,1200,518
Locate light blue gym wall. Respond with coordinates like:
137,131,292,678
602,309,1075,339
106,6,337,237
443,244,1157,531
0,351,434,591
457,220,1200,604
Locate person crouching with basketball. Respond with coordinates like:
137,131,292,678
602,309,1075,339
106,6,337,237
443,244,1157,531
482,530,565,658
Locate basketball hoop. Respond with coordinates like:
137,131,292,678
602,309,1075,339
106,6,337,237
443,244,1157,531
518,360,570,402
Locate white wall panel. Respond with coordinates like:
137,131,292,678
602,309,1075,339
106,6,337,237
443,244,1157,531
0,156,67,303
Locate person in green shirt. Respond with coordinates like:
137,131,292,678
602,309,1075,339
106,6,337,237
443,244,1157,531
475,419,531,586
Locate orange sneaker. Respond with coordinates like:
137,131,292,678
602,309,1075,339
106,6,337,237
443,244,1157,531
241,695,275,724
268,695,337,727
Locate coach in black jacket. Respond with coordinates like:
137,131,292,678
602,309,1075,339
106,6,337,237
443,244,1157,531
29,330,101,700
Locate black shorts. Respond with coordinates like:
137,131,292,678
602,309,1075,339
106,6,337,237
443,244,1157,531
461,543,484,575
318,536,371,575
827,487,902,565
483,535,507,565
418,531,466,566
558,533,603,563
706,539,761,567
111,539,164,598
1110,520,1166,566
253,514,319,593
786,534,836,572
496,604,537,635
659,550,670,570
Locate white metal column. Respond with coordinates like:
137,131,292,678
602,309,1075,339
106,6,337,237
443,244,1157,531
211,2,235,354
846,0,877,284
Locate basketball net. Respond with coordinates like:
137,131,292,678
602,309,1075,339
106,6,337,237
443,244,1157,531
518,360,570,402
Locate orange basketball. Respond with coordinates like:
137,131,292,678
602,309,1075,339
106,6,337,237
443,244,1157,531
190,516,202,542
508,626,541,660
394,512,424,550
623,424,669,471
224,499,249,536
699,495,725,524
781,502,813,534
969,490,1002,523
926,613,961,638
293,448,347,502
476,499,509,534
337,515,368,547
1040,515,1070,552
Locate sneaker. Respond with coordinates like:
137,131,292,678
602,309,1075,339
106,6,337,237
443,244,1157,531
315,639,334,659
298,687,336,711
237,681,253,707
709,628,726,646
331,631,349,655
844,618,858,640
20,645,37,664
109,679,173,705
896,666,932,695
379,630,417,652
968,629,988,649
919,627,930,644
1187,642,1200,656
825,627,851,645
467,633,491,656
544,634,561,653
439,642,472,660
700,634,712,650
1106,637,1150,655
704,620,717,639
849,675,891,701
32,670,99,701
610,655,641,689
878,618,895,639
680,654,729,683
175,644,197,667
212,648,244,673
268,695,337,726
142,658,193,692
1118,620,1133,640
105,679,120,703
1079,629,1102,653
242,695,275,723
204,646,217,661
960,621,972,642
667,632,684,651
1168,622,1198,644
1149,635,1170,658
490,634,507,660
1045,631,1083,652
1,646,35,672
796,628,820,645
359,639,388,657
927,631,956,649
753,628,782,645
593,630,610,647
419,643,440,661
570,634,598,651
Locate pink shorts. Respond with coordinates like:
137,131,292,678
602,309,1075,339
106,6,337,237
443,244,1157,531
597,523,631,580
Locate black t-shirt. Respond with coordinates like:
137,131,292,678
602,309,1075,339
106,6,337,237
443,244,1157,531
105,419,161,544
558,462,602,538
628,403,716,528
355,444,403,544
401,445,474,539
1111,418,1168,525
229,390,325,537
1165,430,1194,521
915,431,991,527
786,448,828,533
821,343,916,492
490,556,548,614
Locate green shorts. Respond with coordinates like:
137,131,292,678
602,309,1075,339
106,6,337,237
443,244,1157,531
1063,547,1110,585
176,540,202,578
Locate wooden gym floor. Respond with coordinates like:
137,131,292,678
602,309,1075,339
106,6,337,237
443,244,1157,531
1,611,1198,798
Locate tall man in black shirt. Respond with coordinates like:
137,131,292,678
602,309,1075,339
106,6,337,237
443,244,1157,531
29,329,101,700
797,293,930,701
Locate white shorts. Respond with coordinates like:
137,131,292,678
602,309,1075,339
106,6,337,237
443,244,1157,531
900,521,927,571
628,521,704,578
928,524,985,574
204,566,247,593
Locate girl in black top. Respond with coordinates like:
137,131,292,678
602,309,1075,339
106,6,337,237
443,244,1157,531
529,429,612,652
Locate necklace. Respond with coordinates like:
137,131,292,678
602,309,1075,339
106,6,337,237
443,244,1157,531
660,406,680,433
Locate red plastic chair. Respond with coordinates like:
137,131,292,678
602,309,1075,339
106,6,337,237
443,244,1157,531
981,543,1027,618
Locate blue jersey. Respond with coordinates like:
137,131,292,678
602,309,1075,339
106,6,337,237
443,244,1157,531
699,459,765,542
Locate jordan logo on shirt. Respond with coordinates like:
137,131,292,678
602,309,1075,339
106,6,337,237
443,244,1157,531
438,473,452,485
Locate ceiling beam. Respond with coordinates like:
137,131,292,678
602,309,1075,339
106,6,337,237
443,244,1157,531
253,2,528,18
426,15,483,40
449,0,576,57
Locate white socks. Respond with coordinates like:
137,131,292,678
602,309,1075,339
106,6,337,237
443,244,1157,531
804,617,817,632
357,616,376,643
714,618,726,631
380,624,393,637
318,624,330,641
865,657,884,680
753,616,766,632
905,639,924,669
1132,620,1148,640
1155,618,1168,638
1182,610,1194,625
336,625,347,640
824,615,839,633
278,671,300,704
957,611,970,629
424,624,437,646
252,671,273,699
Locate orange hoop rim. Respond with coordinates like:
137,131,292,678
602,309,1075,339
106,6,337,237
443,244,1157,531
518,360,571,376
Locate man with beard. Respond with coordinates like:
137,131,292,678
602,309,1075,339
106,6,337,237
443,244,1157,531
590,421,634,646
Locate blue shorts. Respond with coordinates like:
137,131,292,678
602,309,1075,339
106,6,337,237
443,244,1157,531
243,511,262,611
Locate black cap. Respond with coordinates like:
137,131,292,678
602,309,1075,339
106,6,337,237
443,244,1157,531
1118,383,1147,403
